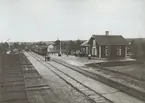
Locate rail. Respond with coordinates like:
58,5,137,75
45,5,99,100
28,52,113,103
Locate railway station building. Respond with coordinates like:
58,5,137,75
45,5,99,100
81,31,128,59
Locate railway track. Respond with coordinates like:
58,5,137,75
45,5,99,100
30,52,145,102
51,57,145,91
28,52,113,103
50,57,142,81
51,57,145,101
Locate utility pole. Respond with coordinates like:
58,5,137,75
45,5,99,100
7,39,10,50
60,40,61,55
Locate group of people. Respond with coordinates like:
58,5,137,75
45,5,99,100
44,52,91,61
45,53,50,61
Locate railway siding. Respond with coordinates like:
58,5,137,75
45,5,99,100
50,56,145,102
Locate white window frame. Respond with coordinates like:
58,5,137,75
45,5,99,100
92,47,97,55
93,40,96,47
92,39,97,56
117,46,122,56
105,46,110,56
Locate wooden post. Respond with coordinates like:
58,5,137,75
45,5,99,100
99,45,101,59
89,46,91,56
60,40,61,55
125,46,127,58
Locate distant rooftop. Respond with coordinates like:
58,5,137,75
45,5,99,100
81,40,89,46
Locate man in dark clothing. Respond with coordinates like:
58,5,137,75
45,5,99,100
45,53,50,61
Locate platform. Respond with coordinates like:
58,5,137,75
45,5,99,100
0,54,57,103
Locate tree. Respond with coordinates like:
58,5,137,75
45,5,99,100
3,42,9,49
141,43,145,59
131,40,138,58
20,43,26,49
13,42,20,49
67,40,76,53
54,39,60,50
0,42,9,53
131,39,145,59
75,39,82,50
36,41,46,46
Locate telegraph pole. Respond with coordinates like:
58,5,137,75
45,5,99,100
7,39,10,50
59,40,61,55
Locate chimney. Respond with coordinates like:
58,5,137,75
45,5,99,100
105,31,109,36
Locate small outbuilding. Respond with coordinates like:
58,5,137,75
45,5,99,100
80,40,89,56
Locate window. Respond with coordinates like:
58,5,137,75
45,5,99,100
93,40,96,47
92,40,97,55
92,47,97,55
117,46,122,56
105,46,110,56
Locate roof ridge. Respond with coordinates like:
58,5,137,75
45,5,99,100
93,34,122,36
92,34,127,45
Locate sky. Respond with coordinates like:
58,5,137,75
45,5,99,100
0,0,145,42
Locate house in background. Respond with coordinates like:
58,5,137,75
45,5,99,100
47,42,55,53
81,31,128,59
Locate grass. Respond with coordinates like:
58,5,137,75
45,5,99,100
107,64,145,81
86,61,145,90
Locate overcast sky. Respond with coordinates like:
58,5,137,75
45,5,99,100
0,0,145,42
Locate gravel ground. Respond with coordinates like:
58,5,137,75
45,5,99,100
25,52,93,103
50,54,97,66
50,54,135,67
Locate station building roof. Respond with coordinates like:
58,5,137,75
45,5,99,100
92,35,128,45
